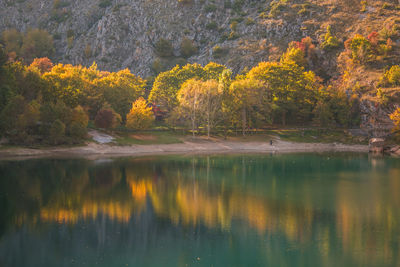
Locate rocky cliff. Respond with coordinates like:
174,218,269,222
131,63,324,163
2,0,397,78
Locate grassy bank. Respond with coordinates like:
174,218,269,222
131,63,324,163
109,128,368,145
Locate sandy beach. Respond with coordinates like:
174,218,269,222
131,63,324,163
0,138,369,160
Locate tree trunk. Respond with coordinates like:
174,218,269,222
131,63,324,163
192,110,196,137
242,107,246,136
207,111,210,138
282,111,286,126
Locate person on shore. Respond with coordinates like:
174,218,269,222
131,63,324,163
270,140,273,146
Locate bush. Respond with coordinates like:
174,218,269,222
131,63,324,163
245,18,255,26
380,65,400,87
390,108,400,137
126,98,154,130
49,119,65,144
95,107,121,129
69,121,87,139
321,26,340,50
212,45,226,58
346,35,373,64
99,0,112,8
180,38,197,58
206,21,218,30
233,0,244,12
155,38,173,57
178,0,193,4
21,29,55,64
269,0,288,17
53,0,70,9
204,4,217,13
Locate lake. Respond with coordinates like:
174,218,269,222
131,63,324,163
0,153,399,266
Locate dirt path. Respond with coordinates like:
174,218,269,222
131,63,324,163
88,130,115,144
0,138,369,160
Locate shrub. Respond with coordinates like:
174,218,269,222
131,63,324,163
245,18,255,26
71,105,89,128
204,4,217,13
321,26,340,50
390,108,400,137
49,119,66,144
269,0,288,17
21,28,55,64
212,45,226,58
180,38,197,58
206,21,218,30
155,38,173,57
69,121,87,139
126,98,154,130
224,0,232,9
95,107,121,129
99,0,112,8
53,0,70,9
233,0,244,12
346,35,373,63
95,109,114,128
178,0,193,4
380,65,400,87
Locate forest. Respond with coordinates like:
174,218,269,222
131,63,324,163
0,26,400,145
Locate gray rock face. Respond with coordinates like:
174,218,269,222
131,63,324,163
0,0,308,77
360,99,397,137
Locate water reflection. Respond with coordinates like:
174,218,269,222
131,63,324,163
0,154,400,266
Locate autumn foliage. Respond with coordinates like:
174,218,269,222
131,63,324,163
126,98,154,130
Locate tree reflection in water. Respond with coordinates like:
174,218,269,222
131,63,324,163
0,153,399,266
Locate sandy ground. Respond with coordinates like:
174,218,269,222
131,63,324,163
0,138,369,160
88,130,115,144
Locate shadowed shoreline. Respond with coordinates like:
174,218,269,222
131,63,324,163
0,139,369,160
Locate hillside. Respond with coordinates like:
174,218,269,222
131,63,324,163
0,0,398,78
1,0,400,145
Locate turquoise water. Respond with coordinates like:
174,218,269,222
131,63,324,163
0,153,399,266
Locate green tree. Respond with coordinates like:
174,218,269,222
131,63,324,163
21,29,55,64
0,95,25,134
229,78,270,135
68,105,88,139
95,68,146,120
149,63,206,113
49,119,66,145
1,29,23,55
247,62,319,125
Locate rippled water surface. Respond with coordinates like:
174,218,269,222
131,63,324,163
0,153,400,267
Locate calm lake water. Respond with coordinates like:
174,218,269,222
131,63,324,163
0,153,400,267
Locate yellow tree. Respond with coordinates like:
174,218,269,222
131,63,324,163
177,79,203,137
390,108,400,138
126,97,154,130
198,79,221,138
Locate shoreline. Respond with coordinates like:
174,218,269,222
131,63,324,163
0,139,369,160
